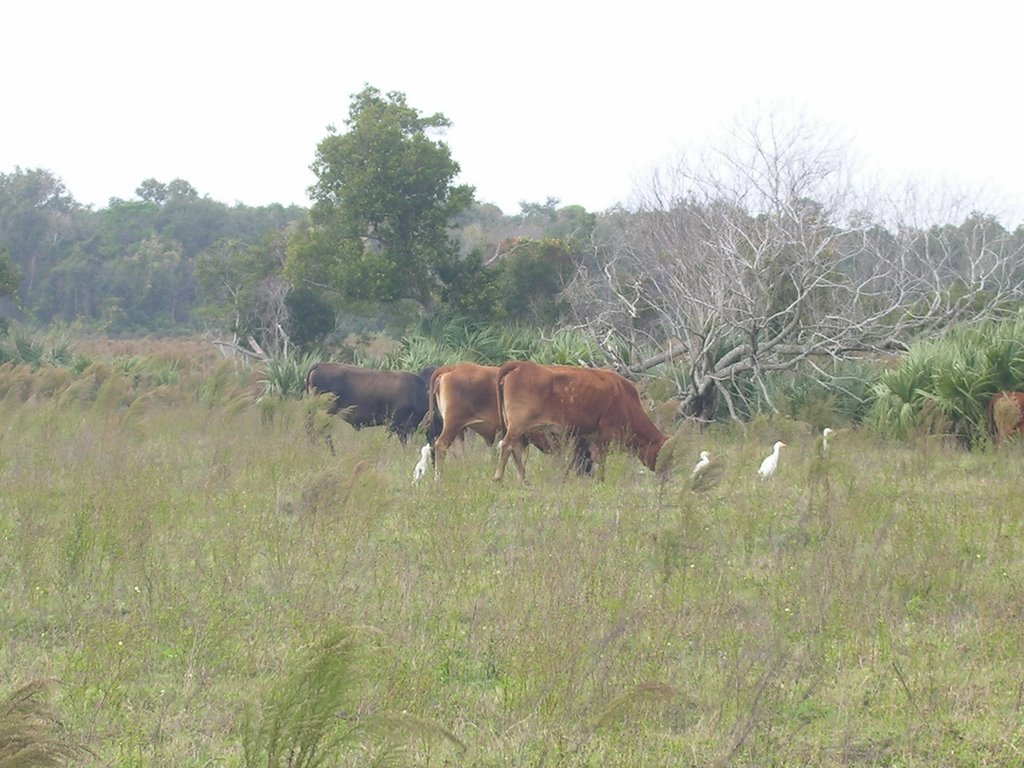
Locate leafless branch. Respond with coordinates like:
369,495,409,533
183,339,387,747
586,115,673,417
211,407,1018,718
565,116,1024,420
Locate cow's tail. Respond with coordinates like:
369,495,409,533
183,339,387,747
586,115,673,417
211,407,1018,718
425,367,447,448
305,364,318,396
495,361,520,441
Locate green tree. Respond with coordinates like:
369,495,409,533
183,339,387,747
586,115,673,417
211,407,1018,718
0,247,20,301
97,199,160,253
291,85,474,310
0,168,80,306
196,238,280,340
515,199,597,242
196,228,331,354
0,247,21,333
498,237,577,324
518,197,561,221
285,285,335,349
104,235,191,329
436,247,504,321
43,241,102,321
136,178,168,204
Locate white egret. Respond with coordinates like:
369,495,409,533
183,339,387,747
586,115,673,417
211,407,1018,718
758,441,787,479
692,450,711,478
822,427,834,453
412,443,432,483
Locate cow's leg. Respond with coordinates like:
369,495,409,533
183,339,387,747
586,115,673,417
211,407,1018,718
509,439,528,482
562,438,594,479
589,442,607,481
494,431,519,482
433,424,460,479
574,439,595,476
434,438,447,478
494,441,510,481
390,408,415,446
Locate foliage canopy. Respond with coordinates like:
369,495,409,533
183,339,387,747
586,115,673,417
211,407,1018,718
291,86,474,310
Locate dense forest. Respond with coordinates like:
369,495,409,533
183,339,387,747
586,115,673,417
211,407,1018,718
0,168,590,342
3,86,1024,425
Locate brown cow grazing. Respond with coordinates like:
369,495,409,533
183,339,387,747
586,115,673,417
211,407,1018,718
494,361,670,482
990,391,1024,442
429,362,593,478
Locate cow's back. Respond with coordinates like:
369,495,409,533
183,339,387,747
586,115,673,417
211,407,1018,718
438,363,500,420
306,362,427,434
306,362,352,405
498,361,619,435
431,363,502,443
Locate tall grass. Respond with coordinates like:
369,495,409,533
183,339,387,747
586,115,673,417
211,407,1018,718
3,366,1024,765
0,679,93,768
241,628,462,767
240,630,372,768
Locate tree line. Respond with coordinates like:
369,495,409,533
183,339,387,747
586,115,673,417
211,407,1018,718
0,88,592,348
2,86,1023,422
0,170,306,332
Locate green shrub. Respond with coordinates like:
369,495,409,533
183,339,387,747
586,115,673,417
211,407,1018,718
384,314,608,370
870,311,1024,444
259,351,324,400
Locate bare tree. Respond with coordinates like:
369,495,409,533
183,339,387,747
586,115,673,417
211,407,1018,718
251,275,292,358
565,117,1024,421
199,231,296,362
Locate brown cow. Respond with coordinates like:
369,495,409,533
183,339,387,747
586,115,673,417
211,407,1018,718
494,361,670,482
990,391,1024,441
429,363,505,475
429,362,593,478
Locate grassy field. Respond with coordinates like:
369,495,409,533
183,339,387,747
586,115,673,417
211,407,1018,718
2,360,1024,766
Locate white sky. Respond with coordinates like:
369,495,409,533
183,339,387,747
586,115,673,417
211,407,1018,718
3,1,1022,227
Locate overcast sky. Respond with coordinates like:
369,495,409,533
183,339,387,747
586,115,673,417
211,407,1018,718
4,1,1021,226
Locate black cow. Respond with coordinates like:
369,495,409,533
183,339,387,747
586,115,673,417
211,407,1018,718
417,365,440,386
306,363,429,446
